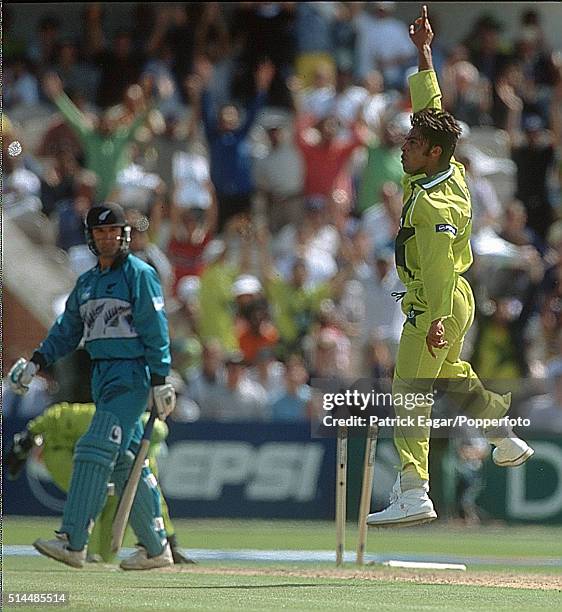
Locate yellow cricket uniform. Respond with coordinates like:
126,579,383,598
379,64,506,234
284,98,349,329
393,70,511,481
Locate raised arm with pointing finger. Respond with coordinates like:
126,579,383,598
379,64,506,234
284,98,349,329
365,5,535,530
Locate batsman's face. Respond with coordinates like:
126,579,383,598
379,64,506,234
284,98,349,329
92,225,122,257
401,128,432,174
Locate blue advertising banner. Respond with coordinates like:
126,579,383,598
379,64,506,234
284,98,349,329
2,418,337,519
4,417,562,523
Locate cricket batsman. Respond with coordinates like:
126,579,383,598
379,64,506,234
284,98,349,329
6,402,194,564
9,202,177,569
367,6,534,527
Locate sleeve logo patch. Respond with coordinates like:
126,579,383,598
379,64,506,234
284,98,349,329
152,296,165,311
435,223,457,236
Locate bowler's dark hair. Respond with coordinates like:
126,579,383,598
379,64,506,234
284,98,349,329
411,108,463,163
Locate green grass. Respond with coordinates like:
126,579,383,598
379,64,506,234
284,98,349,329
3,558,561,611
3,518,562,611
4,517,562,559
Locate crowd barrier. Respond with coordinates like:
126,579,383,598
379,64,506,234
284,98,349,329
3,419,562,523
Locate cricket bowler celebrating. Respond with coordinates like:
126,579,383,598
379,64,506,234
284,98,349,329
367,6,534,527
9,202,177,569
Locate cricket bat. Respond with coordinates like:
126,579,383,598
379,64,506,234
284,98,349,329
111,404,158,553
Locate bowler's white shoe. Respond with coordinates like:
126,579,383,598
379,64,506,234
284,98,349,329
120,543,173,570
492,436,534,467
367,476,437,527
33,533,85,569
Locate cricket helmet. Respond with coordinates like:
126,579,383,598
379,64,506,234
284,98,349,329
85,202,131,256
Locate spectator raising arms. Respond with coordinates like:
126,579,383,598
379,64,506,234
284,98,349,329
294,109,367,205
167,153,218,290
42,72,151,201
196,57,275,232
254,115,305,232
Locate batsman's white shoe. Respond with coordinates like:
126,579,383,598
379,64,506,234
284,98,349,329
367,476,437,528
120,543,173,571
492,436,534,467
33,533,85,569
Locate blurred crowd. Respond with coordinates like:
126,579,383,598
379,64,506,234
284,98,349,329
3,1,562,455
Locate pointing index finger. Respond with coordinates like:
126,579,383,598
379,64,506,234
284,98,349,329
422,5,428,22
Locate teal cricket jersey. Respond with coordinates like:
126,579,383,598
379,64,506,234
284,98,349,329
35,253,171,380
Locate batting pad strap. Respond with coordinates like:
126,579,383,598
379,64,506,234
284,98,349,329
111,450,135,491
74,411,122,467
154,517,165,531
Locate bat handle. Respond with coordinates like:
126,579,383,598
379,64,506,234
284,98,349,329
141,399,158,442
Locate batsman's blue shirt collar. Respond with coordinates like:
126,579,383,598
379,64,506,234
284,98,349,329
94,253,129,273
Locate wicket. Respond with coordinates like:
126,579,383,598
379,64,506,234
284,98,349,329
335,424,379,566
335,425,348,566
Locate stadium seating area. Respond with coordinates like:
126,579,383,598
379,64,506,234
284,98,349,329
3,3,561,436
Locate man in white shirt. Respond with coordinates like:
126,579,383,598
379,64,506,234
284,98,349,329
272,196,340,287
354,2,416,89
254,116,304,231
196,352,269,422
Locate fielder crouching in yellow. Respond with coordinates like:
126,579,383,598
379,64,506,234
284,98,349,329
367,6,534,527
6,402,194,564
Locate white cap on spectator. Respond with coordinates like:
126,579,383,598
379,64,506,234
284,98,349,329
176,275,201,304
232,274,262,297
202,239,226,264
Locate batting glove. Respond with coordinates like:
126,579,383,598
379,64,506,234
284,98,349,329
152,383,176,421
8,358,39,395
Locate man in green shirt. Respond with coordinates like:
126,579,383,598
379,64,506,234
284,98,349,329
357,114,407,214
198,239,240,352
367,6,534,528
256,226,350,356
43,73,148,201
267,259,332,354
